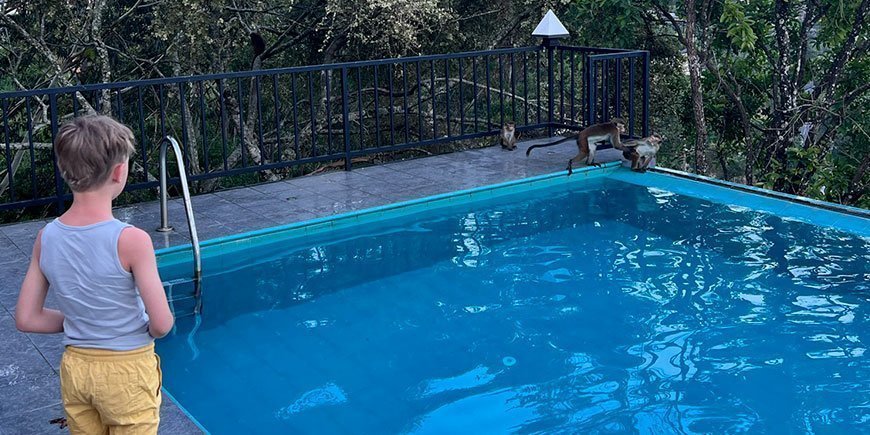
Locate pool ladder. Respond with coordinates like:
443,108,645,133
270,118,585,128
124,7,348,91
157,136,203,315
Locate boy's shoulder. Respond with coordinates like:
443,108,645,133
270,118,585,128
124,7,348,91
119,225,154,248
118,225,156,271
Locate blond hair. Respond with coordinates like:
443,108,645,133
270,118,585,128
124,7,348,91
54,115,136,192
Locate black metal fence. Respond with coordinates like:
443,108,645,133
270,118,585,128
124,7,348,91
0,43,648,214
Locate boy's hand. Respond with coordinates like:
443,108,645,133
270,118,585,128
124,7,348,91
119,227,174,338
15,230,64,333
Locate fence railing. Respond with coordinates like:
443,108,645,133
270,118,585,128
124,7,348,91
0,44,648,214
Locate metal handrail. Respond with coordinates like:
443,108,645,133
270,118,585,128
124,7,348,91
157,136,203,313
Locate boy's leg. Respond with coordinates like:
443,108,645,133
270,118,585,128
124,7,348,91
60,351,110,435
94,349,162,435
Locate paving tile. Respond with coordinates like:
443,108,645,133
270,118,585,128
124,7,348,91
0,402,65,434
0,313,60,419
0,262,28,311
212,187,269,204
249,180,298,195
0,396,203,434
0,234,27,267
158,397,205,434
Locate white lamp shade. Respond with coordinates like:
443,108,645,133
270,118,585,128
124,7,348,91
532,10,570,38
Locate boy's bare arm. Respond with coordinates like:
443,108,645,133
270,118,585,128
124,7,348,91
119,227,174,338
15,230,64,333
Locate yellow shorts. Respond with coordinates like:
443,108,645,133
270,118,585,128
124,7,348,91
60,343,163,435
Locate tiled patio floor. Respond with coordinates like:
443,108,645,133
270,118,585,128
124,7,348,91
0,137,625,434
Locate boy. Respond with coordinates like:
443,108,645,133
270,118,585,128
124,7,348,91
15,115,174,434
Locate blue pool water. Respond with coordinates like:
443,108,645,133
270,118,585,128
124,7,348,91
156,173,869,434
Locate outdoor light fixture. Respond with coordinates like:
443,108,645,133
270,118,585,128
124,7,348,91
532,9,569,46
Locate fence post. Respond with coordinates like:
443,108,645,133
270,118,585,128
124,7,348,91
48,94,64,214
341,67,352,171
642,51,650,137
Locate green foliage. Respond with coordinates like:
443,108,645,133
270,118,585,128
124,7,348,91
719,0,757,51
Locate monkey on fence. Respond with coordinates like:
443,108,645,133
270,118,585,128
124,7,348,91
622,134,663,172
499,122,518,150
525,118,626,175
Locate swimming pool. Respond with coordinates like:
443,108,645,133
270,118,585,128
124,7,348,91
156,164,869,434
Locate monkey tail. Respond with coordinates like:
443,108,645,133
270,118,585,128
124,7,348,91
525,135,574,157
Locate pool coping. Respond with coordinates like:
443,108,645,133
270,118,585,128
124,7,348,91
651,167,870,219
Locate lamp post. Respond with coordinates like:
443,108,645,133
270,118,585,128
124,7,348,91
533,10,570,137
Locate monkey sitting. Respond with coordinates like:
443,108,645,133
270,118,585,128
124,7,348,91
525,118,626,175
622,134,663,172
500,122,518,150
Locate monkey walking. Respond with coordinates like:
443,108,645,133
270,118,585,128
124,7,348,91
622,134,663,172
500,122,518,150
525,118,626,175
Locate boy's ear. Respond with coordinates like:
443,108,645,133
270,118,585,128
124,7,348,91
110,162,126,183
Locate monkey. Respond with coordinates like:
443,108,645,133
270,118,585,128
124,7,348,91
250,32,267,60
622,134,663,172
500,122,518,150
525,118,626,175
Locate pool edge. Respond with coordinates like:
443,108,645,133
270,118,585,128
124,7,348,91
651,166,870,219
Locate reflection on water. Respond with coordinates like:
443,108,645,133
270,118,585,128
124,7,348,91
157,179,870,434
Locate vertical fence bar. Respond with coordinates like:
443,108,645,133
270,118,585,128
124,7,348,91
179,83,191,170
49,94,64,213
374,66,381,146
629,59,635,137
615,59,623,120
430,60,436,138
137,87,149,177
2,99,13,201
358,67,365,150
416,61,423,141
388,65,396,145
589,59,598,124
25,98,36,198
547,44,555,136
341,67,352,170
238,78,248,166
290,74,300,159
584,56,590,125
444,60,451,136
472,57,479,132
218,80,229,169
200,81,211,172
570,51,575,125
272,75,281,160
159,84,167,137
458,58,465,135
536,50,541,125
510,53,516,124
643,51,650,136
485,56,492,131
325,72,332,154
402,62,409,144
559,50,565,124
602,60,609,122
255,76,265,159
523,52,529,126
307,71,317,157
499,54,508,126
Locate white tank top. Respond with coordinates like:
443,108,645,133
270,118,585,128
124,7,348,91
39,218,152,350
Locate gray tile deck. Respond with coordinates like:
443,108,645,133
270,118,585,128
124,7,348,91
0,137,624,434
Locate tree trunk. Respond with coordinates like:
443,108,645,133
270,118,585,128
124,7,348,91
685,0,709,174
